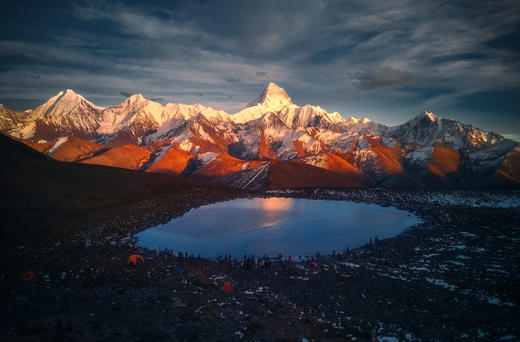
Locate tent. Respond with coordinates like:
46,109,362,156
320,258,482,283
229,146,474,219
173,266,182,275
22,271,35,280
221,281,233,293
128,254,144,265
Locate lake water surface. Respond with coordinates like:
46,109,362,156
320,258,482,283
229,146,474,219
136,197,421,258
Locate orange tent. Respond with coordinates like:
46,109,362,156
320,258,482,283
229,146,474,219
128,254,144,265
22,271,35,280
221,281,233,293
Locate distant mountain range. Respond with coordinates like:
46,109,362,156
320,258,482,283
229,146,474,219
1,83,518,189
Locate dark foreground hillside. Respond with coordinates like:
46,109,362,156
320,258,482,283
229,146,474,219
0,132,246,245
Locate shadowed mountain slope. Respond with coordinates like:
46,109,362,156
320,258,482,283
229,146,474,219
0,132,245,245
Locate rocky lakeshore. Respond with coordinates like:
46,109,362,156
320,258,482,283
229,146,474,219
2,189,519,341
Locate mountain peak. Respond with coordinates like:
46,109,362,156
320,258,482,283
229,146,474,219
123,93,149,105
44,89,84,105
347,116,372,124
246,82,293,112
128,93,145,100
60,89,87,102
29,89,102,120
420,111,438,121
265,82,283,92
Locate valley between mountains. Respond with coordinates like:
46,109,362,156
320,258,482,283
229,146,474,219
1,83,518,189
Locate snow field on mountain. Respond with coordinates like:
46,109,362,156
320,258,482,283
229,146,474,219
1,82,518,187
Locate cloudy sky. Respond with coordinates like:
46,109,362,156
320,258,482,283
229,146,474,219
1,0,519,138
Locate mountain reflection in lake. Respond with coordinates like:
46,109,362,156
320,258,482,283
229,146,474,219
136,197,421,258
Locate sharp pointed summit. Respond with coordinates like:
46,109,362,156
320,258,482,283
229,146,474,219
58,89,89,103
64,89,79,95
122,93,149,106
32,89,102,119
1,85,518,188
246,82,293,112
126,93,146,101
418,111,438,122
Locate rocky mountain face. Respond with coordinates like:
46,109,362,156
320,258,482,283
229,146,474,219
1,83,518,189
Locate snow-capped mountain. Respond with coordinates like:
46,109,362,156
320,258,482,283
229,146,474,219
232,82,293,123
386,111,505,149
3,89,104,140
1,83,518,189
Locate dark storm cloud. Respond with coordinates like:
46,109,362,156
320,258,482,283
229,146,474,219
428,53,488,65
0,0,519,134
354,67,414,90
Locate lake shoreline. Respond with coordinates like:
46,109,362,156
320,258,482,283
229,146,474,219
136,197,421,259
2,188,519,341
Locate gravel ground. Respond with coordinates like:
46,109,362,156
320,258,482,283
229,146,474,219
1,189,519,341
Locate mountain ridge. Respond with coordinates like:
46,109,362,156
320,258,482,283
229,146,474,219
1,83,518,189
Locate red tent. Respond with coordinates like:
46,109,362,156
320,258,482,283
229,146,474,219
22,271,35,280
221,281,233,293
128,254,144,265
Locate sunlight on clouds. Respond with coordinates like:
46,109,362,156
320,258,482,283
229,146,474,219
1,0,518,132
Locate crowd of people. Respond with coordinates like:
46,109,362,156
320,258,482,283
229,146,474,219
149,244,375,271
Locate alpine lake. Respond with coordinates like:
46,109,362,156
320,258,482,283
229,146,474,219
136,197,421,258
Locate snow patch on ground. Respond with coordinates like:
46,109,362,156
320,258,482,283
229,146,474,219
478,294,516,307
243,163,269,188
423,192,520,208
48,136,69,154
179,140,194,152
173,131,192,144
149,143,172,166
197,152,218,165
378,336,399,342
425,277,457,291
12,122,36,139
